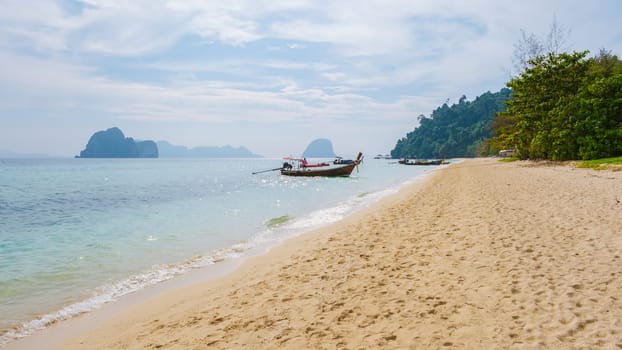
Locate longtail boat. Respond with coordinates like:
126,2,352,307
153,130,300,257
399,158,446,165
281,152,363,177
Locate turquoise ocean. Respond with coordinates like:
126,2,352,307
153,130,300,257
0,157,440,345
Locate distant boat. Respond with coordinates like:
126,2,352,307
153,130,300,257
281,152,363,177
373,154,392,159
399,158,446,165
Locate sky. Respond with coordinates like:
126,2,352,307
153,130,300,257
1,0,621,158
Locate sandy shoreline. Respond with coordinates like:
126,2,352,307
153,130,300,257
11,158,622,349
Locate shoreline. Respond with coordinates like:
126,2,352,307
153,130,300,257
3,163,439,350
2,246,251,350
9,158,622,349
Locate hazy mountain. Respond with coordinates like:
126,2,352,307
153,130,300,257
0,150,52,158
157,141,262,158
302,138,336,158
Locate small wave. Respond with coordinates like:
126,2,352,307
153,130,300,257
0,245,251,347
284,204,350,230
264,215,292,228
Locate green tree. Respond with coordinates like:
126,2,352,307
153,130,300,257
493,51,590,159
574,50,622,159
492,50,622,160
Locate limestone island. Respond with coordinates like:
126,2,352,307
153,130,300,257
302,138,336,158
77,127,158,158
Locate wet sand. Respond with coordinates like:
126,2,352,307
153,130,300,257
40,158,622,349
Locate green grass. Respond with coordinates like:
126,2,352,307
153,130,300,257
498,157,520,162
576,156,622,170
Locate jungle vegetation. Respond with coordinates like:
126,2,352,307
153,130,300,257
390,89,511,159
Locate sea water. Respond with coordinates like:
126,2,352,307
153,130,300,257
0,157,440,345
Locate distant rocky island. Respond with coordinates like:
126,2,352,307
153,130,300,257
77,127,262,159
157,141,262,158
302,138,336,158
77,127,158,158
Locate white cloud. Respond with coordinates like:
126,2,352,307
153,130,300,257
188,8,260,46
287,43,306,49
321,72,346,82
0,50,415,126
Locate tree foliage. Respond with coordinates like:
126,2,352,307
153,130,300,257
491,50,622,160
391,89,511,159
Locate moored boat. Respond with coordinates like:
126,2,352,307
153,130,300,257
399,158,446,165
413,159,444,165
282,152,363,177
373,154,392,159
